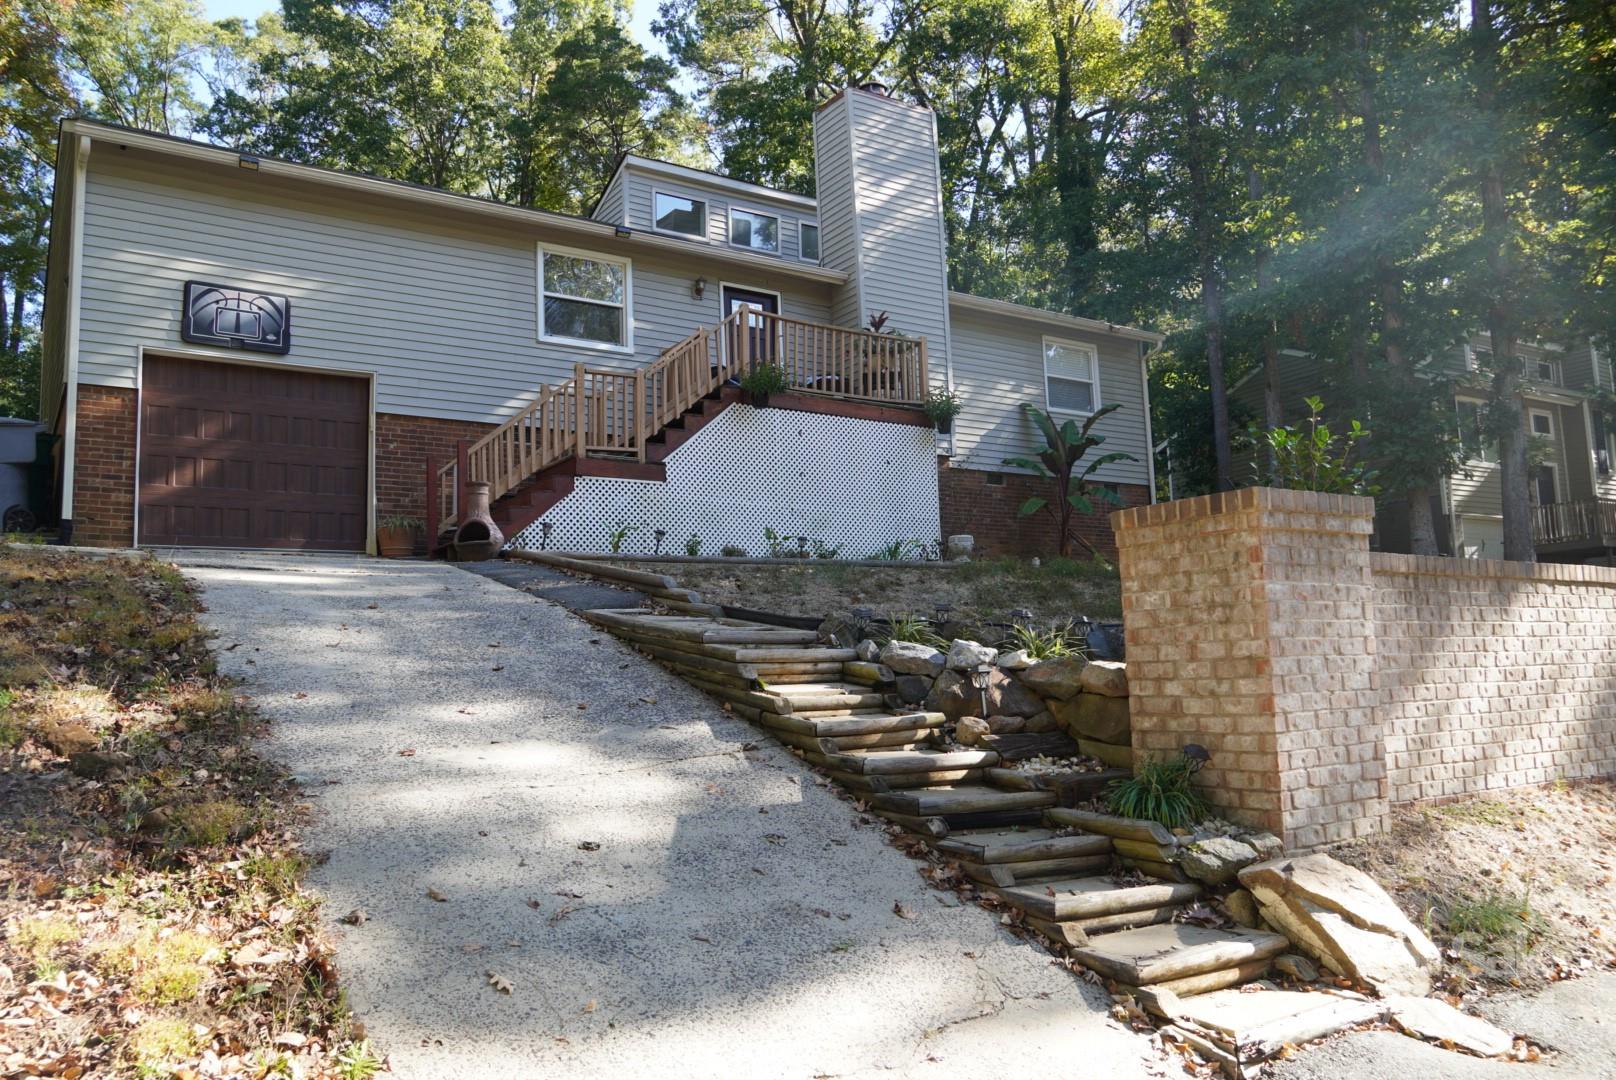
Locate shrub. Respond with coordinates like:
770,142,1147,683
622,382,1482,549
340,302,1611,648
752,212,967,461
1005,621,1084,660
876,613,945,649
1004,403,1136,560
739,361,789,398
720,545,746,558
1253,396,1378,495
922,389,963,427
1106,755,1208,828
684,534,701,557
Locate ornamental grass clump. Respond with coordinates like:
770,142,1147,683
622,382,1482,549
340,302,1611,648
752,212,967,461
1107,755,1209,829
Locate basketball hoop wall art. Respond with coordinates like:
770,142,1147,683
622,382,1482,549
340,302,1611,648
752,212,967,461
180,281,292,354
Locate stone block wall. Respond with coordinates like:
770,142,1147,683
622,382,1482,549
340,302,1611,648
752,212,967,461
1114,487,1616,849
1373,554,1616,803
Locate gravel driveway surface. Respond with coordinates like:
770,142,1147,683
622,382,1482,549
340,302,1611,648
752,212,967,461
176,553,1159,1080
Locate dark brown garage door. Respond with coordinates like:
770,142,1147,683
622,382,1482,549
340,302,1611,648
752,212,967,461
139,356,369,550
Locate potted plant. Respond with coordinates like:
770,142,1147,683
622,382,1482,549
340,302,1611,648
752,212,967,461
740,361,789,408
377,514,422,558
923,389,963,434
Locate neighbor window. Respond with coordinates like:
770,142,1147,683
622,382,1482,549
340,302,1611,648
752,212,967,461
1530,410,1554,438
730,208,780,253
653,192,706,237
1456,399,1496,462
538,245,630,348
799,222,820,262
1042,337,1099,413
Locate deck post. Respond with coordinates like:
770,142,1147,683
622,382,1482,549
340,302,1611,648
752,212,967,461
634,368,647,462
455,439,470,530
573,363,586,458
917,337,929,401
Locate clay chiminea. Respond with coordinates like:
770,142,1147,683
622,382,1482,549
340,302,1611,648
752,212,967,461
451,481,504,561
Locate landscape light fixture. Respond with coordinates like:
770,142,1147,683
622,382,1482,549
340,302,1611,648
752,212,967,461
796,535,809,556
970,662,993,718
933,601,954,624
1010,607,1033,625
653,528,667,555
1182,743,1212,773
539,521,552,550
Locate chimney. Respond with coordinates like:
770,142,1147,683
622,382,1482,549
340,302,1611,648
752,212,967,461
812,86,951,386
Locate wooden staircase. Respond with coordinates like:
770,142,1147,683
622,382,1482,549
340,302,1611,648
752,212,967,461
578,605,1295,1012
427,308,928,553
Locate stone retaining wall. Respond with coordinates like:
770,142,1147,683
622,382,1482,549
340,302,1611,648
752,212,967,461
1112,487,1616,849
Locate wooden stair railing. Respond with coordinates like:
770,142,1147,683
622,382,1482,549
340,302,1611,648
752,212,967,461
428,307,928,544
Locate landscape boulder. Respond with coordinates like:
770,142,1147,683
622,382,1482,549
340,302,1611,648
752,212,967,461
1386,995,1514,1058
892,675,932,705
855,638,881,662
1079,660,1129,697
1049,693,1131,744
880,641,946,678
1239,854,1441,997
843,661,894,685
1017,656,1087,700
1180,836,1261,886
984,714,1026,735
996,649,1034,670
924,669,975,720
985,669,1045,718
955,716,990,746
945,638,998,671
1220,889,1260,929
1022,709,1060,734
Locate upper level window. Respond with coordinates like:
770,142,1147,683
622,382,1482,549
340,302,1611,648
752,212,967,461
1043,337,1099,414
654,192,706,238
538,245,630,350
1456,399,1496,462
799,222,820,262
1534,357,1560,385
730,208,779,254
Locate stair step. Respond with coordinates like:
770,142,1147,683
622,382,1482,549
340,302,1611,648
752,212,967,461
823,747,999,776
866,783,1058,818
1024,903,1179,947
754,710,946,738
1071,924,1289,987
932,827,1113,864
769,728,937,754
984,766,1128,804
960,854,1112,887
825,767,986,792
1144,988,1384,1062
996,876,1202,921
582,608,821,645
764,683,887,712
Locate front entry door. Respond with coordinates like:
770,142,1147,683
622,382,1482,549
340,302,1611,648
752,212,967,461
721,286,779,367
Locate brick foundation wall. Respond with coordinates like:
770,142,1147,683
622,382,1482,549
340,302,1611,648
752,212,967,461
374,412,496,553
939,463,1149,559
1113,486,1616,849
1373,554,1616,803
70,385,137,548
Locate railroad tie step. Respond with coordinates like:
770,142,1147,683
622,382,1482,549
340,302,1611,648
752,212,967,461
753,710,946,738
865,783,1058,819
995,875,1202,922
959,854,1113,888
1070,923,1290,988
933,827,1113,864
821,747,1000,776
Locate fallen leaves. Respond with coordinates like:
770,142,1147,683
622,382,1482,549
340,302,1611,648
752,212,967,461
339,909,369,926
892,901,917,920
426,888,449,903
576,841,600,852
486,971,513,995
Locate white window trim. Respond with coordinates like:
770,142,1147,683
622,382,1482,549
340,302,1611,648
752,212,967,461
651,190,708,241
537,242,634,354
1528,407,1555,438
1041,335,1101,416
798,221,820,263
728,205,782,257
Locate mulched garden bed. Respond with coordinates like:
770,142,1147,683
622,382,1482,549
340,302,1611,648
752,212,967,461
0,548,378,1078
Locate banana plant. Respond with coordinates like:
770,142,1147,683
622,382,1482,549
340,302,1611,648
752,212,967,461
1004,402,1136,559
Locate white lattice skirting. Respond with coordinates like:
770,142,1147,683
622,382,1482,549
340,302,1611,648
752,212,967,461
505,403,941,558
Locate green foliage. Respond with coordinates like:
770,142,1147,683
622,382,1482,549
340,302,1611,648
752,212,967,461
868,538,924,561
1253,396,1378,495
1005,403,1136,560
607,522,636,554
1004,621,1083,660
1445,890,1545,952
739,361,789,398
762,527,791,558
1106,755,1208,829
684,534,701,556
719,544,746,557
811,538,840,559
876,613,945,649
334,1039,387,1080
377,514,422,530
922,389,963,426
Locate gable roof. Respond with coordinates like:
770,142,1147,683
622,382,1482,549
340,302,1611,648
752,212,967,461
598,155,819,214
947,291,1163,347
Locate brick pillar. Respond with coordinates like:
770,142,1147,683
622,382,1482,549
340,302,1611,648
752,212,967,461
1111,487,1387,849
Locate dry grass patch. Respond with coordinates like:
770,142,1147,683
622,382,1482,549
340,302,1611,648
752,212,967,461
0,548,370,1077
1330,780,1616,993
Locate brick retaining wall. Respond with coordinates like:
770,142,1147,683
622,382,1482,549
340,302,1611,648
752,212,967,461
374,412,495,553
1113,487,1616,849
70,385,137,548
939,463,1149,559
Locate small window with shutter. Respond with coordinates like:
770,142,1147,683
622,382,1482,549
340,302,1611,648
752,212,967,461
1042,337,1100,414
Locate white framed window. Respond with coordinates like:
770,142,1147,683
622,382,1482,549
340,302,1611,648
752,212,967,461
653,191,706,238
1529,409,1554,438
729,207,780,254
537,244,632,351
1456,398,1496,462
1042,337,1100,414
799,222,820,263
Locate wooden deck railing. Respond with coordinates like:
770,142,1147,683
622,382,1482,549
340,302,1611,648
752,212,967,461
1531,499,1616,548
429,307,927,540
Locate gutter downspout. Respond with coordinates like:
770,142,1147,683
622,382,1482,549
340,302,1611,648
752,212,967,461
1140,340,1162,503
58,134,91,540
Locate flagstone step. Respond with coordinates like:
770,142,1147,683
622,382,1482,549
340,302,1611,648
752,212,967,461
996,875,1202,922
1154,988,1385,1069
1072,924,1290,987
932,827,1113,864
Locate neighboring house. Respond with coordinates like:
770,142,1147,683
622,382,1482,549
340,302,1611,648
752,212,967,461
1230,332,1615,564
39,86,1160,558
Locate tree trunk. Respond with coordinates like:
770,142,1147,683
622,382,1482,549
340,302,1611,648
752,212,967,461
1472,0,1535,562
1248,167,1283,477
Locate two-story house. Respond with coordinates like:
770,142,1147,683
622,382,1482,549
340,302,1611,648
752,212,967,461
39,85,1160,558
1230,331,1614,564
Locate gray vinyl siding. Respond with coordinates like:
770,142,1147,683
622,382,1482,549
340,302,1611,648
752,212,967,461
1450,394,1583,519
844,90,952,365
594,171,626,225
75,147,831,423
621,169,819,264
811,98,861,331
39,134,81,428
948,307,1152,488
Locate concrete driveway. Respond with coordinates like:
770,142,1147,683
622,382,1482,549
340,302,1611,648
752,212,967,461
177,553,1160,1080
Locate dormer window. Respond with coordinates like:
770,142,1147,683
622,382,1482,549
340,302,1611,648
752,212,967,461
799,222,820,263
654,192,706,238
730,208,779,254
